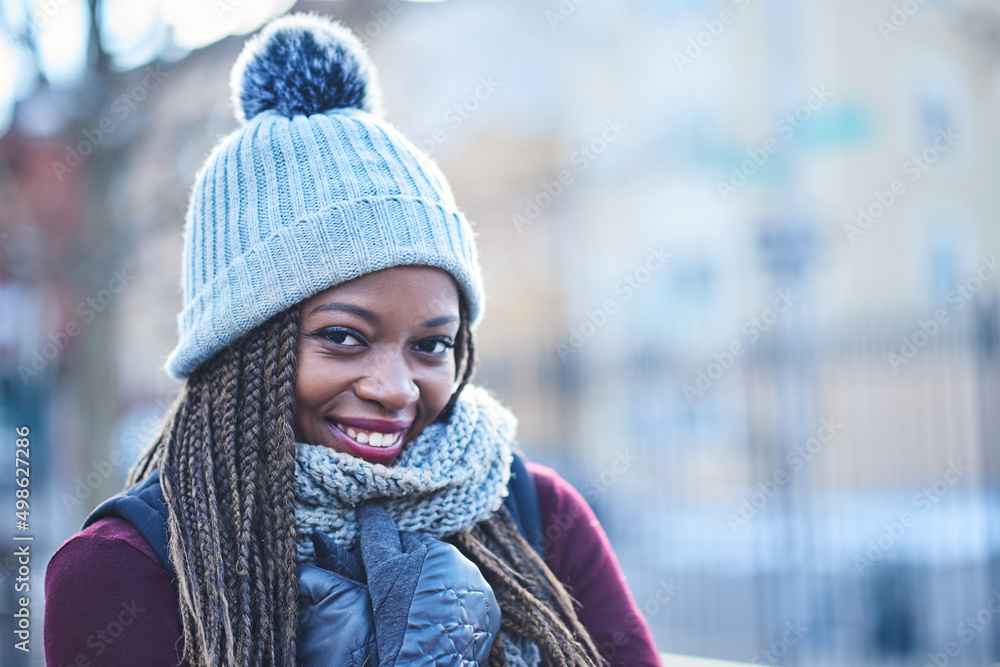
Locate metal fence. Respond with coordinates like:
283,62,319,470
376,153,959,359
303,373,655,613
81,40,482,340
576,295,1000,666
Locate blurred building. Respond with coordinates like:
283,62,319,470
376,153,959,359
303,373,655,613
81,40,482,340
372,1,1000,664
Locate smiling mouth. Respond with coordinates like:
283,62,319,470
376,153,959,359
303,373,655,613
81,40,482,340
332,422,402,448
323,419,410,465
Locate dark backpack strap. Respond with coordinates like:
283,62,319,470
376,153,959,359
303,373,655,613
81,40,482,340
83,468,175,581
503,452,546,561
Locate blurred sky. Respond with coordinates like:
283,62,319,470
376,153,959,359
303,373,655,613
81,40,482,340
0,0,300,95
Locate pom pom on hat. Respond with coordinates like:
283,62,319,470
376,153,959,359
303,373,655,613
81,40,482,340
231,13,382,123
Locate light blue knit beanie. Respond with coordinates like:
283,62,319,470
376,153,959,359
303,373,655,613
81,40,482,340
165,13,484,379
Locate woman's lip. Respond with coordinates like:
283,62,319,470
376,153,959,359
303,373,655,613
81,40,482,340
331,416,413,432
324,421,407,466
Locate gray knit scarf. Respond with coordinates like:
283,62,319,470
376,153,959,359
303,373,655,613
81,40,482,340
293,383,540,667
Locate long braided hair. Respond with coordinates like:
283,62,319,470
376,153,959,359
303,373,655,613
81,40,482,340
127,297,604,667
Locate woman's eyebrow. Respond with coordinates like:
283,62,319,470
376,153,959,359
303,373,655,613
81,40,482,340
308,303,379,323
423,315,459,328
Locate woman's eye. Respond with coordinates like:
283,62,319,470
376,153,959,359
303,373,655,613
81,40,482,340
415,337,453,355
315,328,365,347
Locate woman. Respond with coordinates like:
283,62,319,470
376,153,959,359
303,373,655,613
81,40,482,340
43,13,661,667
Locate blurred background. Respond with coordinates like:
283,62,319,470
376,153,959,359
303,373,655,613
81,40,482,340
1,0,999,665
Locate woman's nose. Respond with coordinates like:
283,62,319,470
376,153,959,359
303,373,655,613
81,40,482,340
354,352,419,410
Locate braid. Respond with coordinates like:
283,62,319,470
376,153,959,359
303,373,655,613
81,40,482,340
196,383,237,664
435,291,476,424
454,507,606,667
212,355,247,658
127,309,299,667
269,307,301,661
243,331,273,666
260,321,284,666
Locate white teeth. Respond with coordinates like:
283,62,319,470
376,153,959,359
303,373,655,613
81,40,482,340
336,422,401,448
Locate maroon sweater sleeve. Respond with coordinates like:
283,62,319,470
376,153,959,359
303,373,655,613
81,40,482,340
44,517,189,667
528,462,662,667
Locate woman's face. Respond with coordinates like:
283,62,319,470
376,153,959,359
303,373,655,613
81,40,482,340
293,265,462,465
